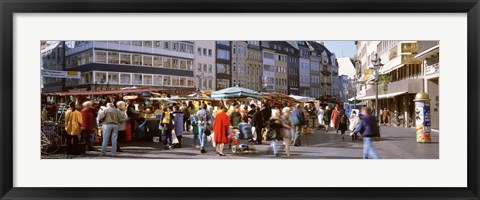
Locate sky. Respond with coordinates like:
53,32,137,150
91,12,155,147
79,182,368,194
323,41,357,58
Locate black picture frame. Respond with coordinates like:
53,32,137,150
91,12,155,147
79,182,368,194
1,0,479,199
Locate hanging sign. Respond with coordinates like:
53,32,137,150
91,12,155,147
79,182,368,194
41,70,80,79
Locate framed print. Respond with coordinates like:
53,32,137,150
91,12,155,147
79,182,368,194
1,0,479,199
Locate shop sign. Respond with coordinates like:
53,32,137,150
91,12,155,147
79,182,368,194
389,48,398,59
41,69,80,79
174,90,194,95
425,63,439,75
401,54,419,64
401,43,418,54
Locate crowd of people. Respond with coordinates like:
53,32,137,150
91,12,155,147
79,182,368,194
60,98,381,159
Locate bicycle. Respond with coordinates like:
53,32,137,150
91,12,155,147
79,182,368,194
41,122,61,155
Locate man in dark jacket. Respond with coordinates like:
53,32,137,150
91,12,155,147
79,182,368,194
252,106,264,144
81,101,96,151
290,104,306,146
351,107,380,159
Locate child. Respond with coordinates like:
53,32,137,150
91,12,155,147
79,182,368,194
190,115,199,148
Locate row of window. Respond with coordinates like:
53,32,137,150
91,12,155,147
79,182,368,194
217,49,230,60
232,44,247,56
289,80,299,87
197,78,214,90
93,50,194,71
276,66,287,74
197,63,214,73
81,71,194,87
197,47,213,57
275,78,287,86
92,41,194,54
289,67,299,75
263,64,276,72
216,78,230,89
217,63,231,74
247,52,262,61
277,54,287,62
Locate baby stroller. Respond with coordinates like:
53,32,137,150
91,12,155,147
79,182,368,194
228,126,256,153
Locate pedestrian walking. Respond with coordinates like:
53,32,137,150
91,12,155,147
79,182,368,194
281,107,293,156
191,115,199,148
338,108,349,140
126,101,139,137
161,107,174,150
317,106,325,130
196,104,212,153
290,104,306,146
172,106,184,148
180,102,189,132
382,108,390,126
268,109,283,157
115,101,129,152
324,106,332,132
212,106,230,156
252,105,265,144
331,105,340,133
247,104,257,142
97,103,122,156
80,101,96,151
350,107,380,159
349,111,361,140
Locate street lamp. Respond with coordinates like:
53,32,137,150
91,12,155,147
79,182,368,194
371,53,384,124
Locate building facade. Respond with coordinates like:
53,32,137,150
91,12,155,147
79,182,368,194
355,41,424,127
41,41,65,92
272,42,289,95
194,41,216,91
231,41,248,88
261,41,276,93
285,42,300,95
308,45,321,99
415,41,439,130
216,41,232,90
297,41,311,97
339,75,349,102
52,41,196,95
246,41,263,92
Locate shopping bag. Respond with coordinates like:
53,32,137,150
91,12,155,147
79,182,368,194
171,130,179,144
211,131,216,147
330,121,334,128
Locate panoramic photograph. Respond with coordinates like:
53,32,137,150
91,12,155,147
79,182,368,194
40,40,440,159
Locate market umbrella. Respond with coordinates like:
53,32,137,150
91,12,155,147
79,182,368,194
211,86,262,99
289,95,315,102
263,93,299,103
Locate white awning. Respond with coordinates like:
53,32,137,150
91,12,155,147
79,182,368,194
356,91,408,101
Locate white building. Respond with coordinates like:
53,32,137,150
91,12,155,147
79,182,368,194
355,41,424,127
58,41,196,94
194,41,216,91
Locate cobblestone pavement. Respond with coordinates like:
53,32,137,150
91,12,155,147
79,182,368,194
42,125,439,159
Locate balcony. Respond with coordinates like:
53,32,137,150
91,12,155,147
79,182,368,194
247,44,261,50
364,78,423,96
321,70,331,76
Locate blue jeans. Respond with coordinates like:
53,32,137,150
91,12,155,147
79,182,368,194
363,137,380,159
101,124,118,155
163,128,172,146
270,139,279,155
197,125,206,149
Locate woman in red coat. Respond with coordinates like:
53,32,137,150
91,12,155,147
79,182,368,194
331,105,340,133
213,107,230,156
